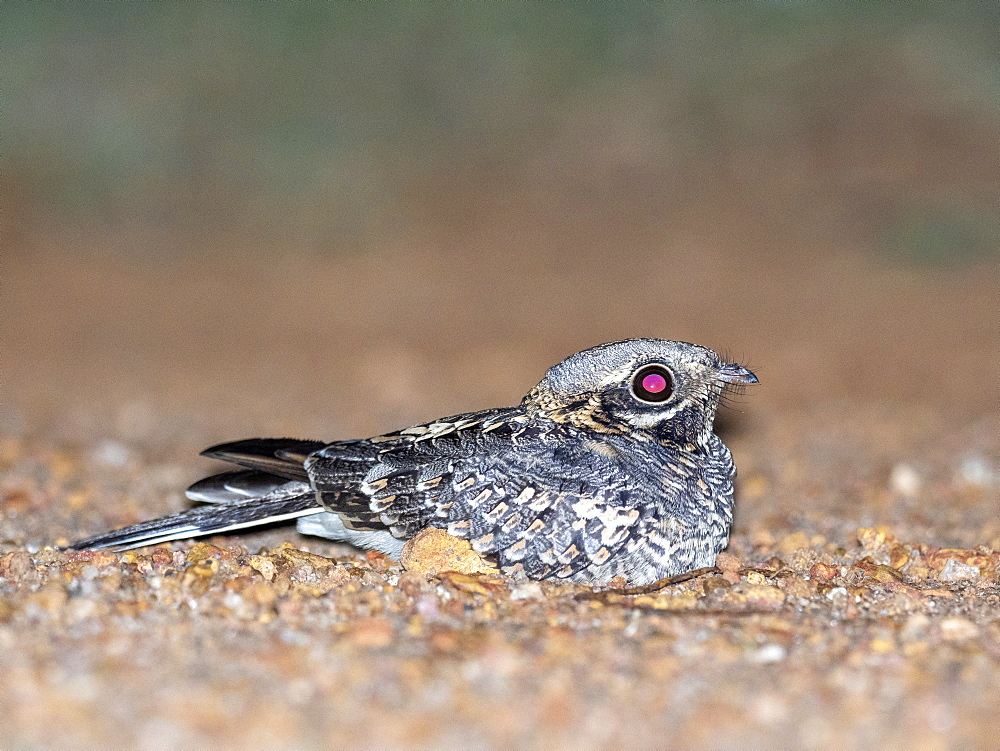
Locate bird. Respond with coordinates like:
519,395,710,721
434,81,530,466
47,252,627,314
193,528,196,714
70,339,757,585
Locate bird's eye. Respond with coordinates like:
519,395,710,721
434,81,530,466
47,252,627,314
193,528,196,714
631,364,674,403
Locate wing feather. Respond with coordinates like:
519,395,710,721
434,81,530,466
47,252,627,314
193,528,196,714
361,411,647,581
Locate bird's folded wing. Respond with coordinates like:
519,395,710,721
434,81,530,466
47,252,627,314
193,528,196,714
360,413,647,580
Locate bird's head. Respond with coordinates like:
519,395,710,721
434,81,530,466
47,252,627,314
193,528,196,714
524,338,757,445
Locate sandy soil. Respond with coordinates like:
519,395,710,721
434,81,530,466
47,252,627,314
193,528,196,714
1,232,998,747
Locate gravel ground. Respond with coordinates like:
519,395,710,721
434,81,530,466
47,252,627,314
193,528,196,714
1,243,998,747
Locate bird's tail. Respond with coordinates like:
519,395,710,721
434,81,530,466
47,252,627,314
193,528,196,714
70,438,328,550
70,480,321,550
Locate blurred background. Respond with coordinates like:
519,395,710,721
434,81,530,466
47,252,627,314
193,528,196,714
3,0,999,532
2,0,998,533
3,2,999,415
2,3,1000,747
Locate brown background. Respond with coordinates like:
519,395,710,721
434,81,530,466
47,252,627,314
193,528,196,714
1,5,999,747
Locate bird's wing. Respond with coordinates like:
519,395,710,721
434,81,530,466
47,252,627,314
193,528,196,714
304,438,387,530
303,408,514,531
357,411,647,580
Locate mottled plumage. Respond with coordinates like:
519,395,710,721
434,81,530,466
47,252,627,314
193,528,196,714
71,339,757,585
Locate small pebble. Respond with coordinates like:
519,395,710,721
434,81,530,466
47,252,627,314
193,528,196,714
752,644,787,663
890,464,921,498
715,551,741,573
809,562,839,580
400,527,499,577
937,559,980,582
940,617,979,642
958,455,996,488
91,440,131,467
510,581,545,601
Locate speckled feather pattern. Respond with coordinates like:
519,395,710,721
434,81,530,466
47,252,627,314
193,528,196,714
71,339,756,586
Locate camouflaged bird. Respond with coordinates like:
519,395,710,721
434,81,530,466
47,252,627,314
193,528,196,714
72,339,757,585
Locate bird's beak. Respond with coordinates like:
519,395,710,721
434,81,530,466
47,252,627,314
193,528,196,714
716,362,759,385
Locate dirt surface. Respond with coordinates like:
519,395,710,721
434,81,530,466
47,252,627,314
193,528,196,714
1,233,999,747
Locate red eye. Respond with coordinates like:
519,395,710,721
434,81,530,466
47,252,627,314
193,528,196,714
641,372,668,393
631,364,673,403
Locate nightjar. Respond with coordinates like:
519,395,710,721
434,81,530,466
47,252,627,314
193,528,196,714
72,339,757,585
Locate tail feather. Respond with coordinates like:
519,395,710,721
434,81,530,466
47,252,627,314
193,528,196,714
69,437,332,550
186,470,292,504
70,486,321,550
201,438,326,480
